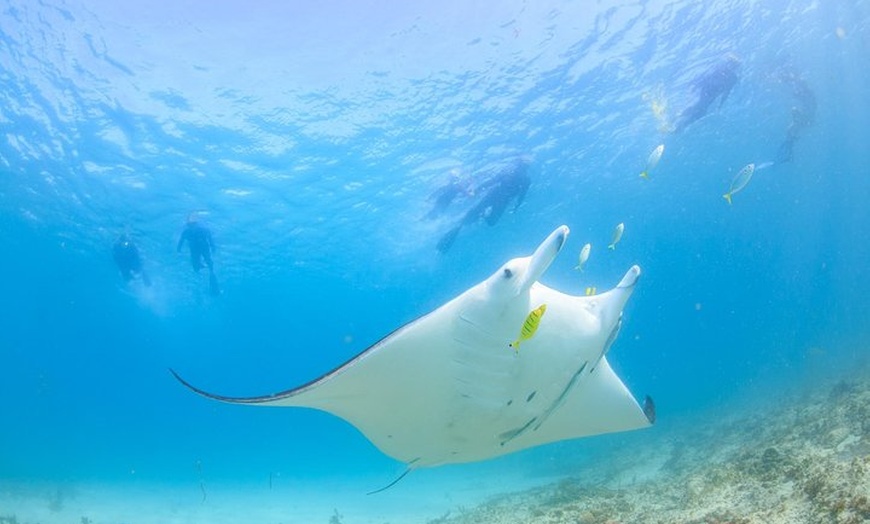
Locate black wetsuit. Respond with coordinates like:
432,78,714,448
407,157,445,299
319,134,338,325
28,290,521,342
775,71,816,164
177,221,220,296
674,57,740,133
177,222,214,273
437,159,531,253
113,235,150,286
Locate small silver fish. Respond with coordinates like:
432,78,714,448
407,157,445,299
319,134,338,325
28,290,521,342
640,144,664,179
608,223,624,250
575,243,591,271
723,163,755,205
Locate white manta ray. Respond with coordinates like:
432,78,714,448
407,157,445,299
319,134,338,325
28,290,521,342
172,225,654,472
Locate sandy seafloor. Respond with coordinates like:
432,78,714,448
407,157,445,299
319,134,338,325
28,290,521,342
1,361,868,524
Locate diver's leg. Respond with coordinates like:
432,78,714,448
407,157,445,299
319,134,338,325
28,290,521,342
674,102,706,133
190,250,203,271
776,136,795,164
485,201,508,226
203,250,219,295
202,250,214,273
436,225,462,253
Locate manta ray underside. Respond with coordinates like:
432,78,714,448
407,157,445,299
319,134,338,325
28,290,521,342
172,225,654,472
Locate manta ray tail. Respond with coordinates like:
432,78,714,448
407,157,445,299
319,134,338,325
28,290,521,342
367,465,415,495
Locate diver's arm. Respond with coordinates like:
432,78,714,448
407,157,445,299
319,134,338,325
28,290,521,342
176,231,186,252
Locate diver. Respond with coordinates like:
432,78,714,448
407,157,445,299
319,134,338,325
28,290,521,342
436,157,531,253
774,66,816,164
113,233,151,287
177,214,220,296
673,54,741,133
424,168,473,220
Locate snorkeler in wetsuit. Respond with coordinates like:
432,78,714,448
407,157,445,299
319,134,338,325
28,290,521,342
774,67,816,164
437,157,531,253
673,54,741,133
113,233,151,286
177,215,220,296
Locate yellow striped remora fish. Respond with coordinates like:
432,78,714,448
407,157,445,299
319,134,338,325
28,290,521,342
509,304,547,352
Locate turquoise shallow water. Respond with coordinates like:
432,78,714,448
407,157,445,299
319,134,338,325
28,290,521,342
0,0,868,522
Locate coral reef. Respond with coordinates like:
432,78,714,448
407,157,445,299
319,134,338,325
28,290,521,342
431,368,870,524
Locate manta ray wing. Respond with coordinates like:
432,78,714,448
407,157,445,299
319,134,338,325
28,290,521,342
172,290,526,466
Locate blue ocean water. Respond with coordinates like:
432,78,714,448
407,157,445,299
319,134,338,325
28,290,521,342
0,0,868,521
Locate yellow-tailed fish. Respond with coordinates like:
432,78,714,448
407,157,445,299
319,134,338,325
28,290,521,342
608,222,624,250
574,243,591,271
585,286,596,296
723,163,755,205
640,144,664,179
509,304,547,352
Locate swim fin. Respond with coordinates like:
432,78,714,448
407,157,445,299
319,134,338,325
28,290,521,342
436,225,461,253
